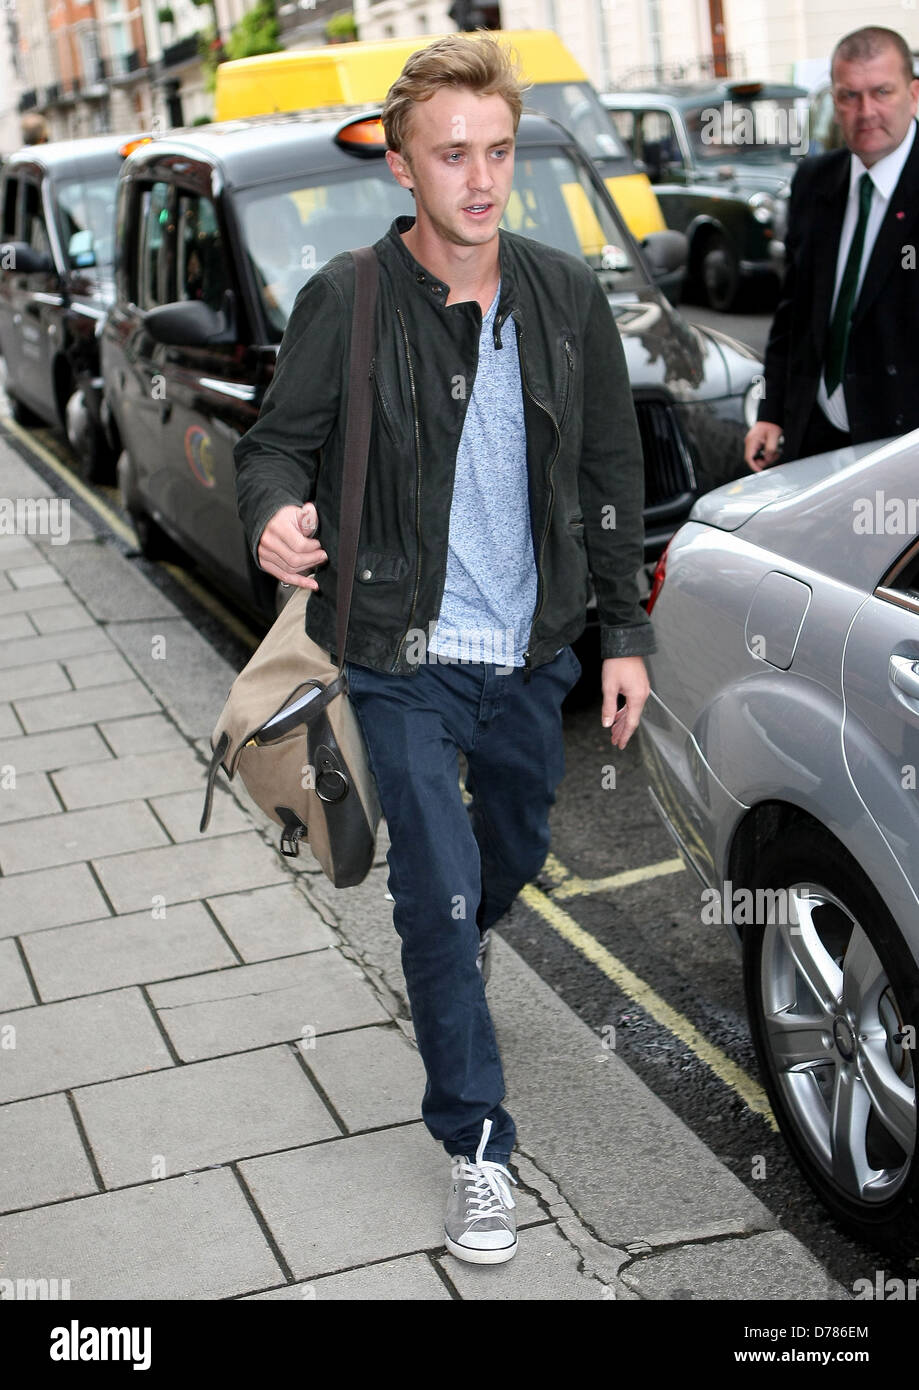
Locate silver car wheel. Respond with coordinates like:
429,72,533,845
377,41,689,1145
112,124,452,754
760,881,916,1205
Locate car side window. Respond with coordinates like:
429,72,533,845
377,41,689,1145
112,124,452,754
608,109,635,152
176,193,230,314
22,181,51,259
878,535,919,611
639,111,683,179
1,177,19,240
137,181,172,310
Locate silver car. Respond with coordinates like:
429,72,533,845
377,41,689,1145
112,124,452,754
641,431,919,1256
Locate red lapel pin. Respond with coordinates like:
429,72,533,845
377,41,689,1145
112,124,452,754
896,210,906,219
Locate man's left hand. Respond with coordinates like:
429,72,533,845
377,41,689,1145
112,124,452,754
601,655,650,750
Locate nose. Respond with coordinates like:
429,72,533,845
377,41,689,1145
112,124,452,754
466,152,494,191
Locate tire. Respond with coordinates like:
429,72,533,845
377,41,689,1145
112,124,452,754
7,393,42,427
64,387,115,484
699,232,741,312
119,447,174,561
743,824,919,1256
127,507,175,562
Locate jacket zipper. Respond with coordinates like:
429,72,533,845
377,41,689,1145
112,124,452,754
392,306,423,672
519,325,564,683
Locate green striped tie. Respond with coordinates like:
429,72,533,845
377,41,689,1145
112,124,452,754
824,172,874,397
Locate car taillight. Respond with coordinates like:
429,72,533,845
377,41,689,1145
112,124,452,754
645,540,671,615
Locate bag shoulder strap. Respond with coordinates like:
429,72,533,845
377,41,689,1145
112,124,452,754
336,246,379,672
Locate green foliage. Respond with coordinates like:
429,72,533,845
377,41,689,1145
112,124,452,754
325,11,356,41
224,2,281,61
157,5,175,23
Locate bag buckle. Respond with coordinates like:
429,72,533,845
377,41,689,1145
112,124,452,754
277,809,307,857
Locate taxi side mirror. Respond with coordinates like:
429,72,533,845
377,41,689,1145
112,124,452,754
641,230,688,306
0,241,55,276
641,229,688,275
144,290,237,347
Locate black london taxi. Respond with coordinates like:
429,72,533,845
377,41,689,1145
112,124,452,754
0,134,147,480
603,81,808,310
100,109,761,625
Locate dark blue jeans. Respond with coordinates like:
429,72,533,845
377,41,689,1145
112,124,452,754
343,645,582,1165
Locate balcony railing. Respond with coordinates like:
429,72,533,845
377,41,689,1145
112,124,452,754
161,33,203,69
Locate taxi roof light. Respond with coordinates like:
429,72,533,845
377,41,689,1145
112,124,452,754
119,136,154,159
334,115,387,156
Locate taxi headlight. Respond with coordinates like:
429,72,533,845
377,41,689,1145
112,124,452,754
748,192,776,225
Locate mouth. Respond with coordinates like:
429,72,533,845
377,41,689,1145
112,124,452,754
462,202,493,218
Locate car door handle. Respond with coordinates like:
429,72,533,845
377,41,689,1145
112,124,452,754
889,654,919,700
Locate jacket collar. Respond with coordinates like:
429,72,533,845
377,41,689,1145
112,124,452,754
382,215,519,325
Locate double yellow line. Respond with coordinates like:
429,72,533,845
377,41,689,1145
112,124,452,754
523,852,777,1129
4,414,775,1128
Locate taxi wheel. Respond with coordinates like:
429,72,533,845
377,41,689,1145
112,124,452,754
65,389,115,484
8,393,42,428
699,233,741,312
127,508,174,563
743,824,919,1257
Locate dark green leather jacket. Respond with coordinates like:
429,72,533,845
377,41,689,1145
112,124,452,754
235,215,655,674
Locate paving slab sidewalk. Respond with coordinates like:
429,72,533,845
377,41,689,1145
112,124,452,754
0,435,847,1301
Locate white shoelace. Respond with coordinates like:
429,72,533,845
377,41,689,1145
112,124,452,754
455,1116,518,1226
456,1160,518,1226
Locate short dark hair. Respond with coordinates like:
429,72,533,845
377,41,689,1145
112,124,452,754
831,26,914,86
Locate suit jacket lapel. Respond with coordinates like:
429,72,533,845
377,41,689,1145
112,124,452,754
852,119,919,327
809,152,850,359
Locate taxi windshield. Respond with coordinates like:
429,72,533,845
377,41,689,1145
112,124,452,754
526,81,631,166
238,146,642,335
56,174,118,274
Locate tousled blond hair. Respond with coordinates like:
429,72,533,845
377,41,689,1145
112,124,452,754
381,31,528,157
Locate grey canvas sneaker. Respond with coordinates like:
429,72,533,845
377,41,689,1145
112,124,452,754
444,1117,518,1264
475,927,492,984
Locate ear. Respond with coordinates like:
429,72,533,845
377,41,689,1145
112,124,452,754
386,148,414,191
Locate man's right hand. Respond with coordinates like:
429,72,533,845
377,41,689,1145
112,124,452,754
257,502,327,590
744,421,784,471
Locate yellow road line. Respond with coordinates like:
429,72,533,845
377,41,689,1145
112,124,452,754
2,417,136,545
520,878,777,1129
2,418,261,651
160,562,260,650
551,856,686,900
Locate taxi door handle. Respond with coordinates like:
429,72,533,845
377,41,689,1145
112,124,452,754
889,655,919,700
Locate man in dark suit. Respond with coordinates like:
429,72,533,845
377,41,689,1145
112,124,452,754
745,26,919,469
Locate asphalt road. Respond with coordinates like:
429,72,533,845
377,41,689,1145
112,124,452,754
2,290,912,1297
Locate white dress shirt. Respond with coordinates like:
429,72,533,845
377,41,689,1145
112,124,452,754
817,118,916,431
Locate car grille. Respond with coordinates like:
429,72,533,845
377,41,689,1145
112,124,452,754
634,396,696,512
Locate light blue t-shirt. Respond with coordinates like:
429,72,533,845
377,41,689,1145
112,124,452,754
427,281,537,667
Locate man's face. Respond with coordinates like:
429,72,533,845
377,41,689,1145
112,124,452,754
385,87,515,247
832,46,919,166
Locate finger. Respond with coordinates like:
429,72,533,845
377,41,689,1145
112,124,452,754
601,699,623,728
262,539,327,573
260,555,320,588
609,708,641,750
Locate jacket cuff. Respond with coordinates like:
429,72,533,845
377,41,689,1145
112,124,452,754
600,620,657,659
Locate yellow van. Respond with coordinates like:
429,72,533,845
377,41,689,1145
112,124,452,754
214,30,666,240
